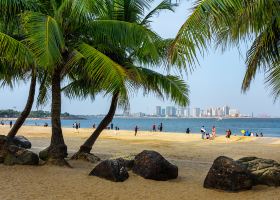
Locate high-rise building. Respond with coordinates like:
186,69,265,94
223,106,230,116
217,107,224,117
161,108,166,116
177,106,186,117
192,108,200,117
171,107,177,116
166,106,172,116
156,106,161,116
166,106,177,117
186,107,190,118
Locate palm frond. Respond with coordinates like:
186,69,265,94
0,32,34,68
242,21,280,92
265,61,280,102
128,65,189,106
22,12,65,68
141,0,175,26
77,43,126,94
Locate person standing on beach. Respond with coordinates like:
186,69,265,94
159,123,163,132
152,124,156,132
201,126,206,139
9,121,13,128
75,122,79,133
212,126,216,138
135,126,138,136
186,128,190,134
111,123,114,130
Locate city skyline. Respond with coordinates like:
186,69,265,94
153,105,243,118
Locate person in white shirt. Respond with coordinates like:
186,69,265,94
201,126,206,139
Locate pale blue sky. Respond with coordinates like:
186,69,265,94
0,0,279,116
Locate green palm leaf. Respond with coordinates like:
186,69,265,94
22,12,65,68
141,0,175,26
128,65,189,106
0,32,34,68
76,43,126,94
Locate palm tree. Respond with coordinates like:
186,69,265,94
0,0,139,165
0,1,40,139
67,0,190,160
3,0,174,165
170,0,280,95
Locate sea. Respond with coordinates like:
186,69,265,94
3,117,280,137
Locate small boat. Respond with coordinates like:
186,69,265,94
217,117,223,121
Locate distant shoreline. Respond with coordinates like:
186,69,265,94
0,116,86,121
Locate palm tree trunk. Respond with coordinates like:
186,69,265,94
79,92,119,154
7,68,36,139
48,67,67,161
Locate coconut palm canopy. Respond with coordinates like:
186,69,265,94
64,0,189,108
170,0,280,99
65,0,190,155
0,0,190,163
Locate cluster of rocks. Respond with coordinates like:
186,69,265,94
2,134,280,191
0,135,38,165
89,150,178,182
204,156,280,192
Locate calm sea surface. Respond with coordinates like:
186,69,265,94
4,117,279,137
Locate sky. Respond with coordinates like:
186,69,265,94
0,0,280,117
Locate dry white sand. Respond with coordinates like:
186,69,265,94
0,125,280,200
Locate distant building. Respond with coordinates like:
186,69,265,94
223,106,230,116
177,106,186,117
200,109,206,117
186,107,190,118
217,107,224,117
156,106,161,116
133,112,145,117
166,106,176,117
192,108,200,117
171,107,177,116
229,109,239,117
161,108,166,116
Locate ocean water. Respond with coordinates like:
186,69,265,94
4,117,280,137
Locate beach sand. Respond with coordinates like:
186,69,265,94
0,125,280,200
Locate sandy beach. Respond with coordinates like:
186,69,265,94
0,125,280,200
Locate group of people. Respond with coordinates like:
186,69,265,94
0,121,13,128
152,123,163,132
73,122,80,132
243,130,263,137
200,126,265,139
200,126,217,140
134,122,164,136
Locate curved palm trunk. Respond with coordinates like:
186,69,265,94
7,68,37,139
48,68,67,161
79,92,119,154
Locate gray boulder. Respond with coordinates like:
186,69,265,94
89,159,129,182
237,157,280,186
132,150,178,181
204,156,253,191
3,145,39,165
13,136,31,149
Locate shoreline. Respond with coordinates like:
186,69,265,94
0,125,277,141
0,124,277,139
